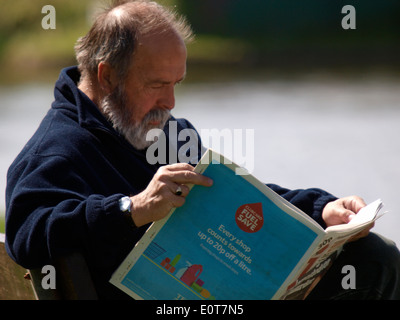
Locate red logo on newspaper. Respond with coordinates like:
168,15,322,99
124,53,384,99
235,203,264,233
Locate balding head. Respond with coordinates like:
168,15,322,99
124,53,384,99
75,0,193,81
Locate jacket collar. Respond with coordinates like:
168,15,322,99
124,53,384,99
53,66,116,133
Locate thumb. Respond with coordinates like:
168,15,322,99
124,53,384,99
342,209,356,223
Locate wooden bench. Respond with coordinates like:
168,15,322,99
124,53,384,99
0,233,36,299
0,233,98,300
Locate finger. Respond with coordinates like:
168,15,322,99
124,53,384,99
163,163,195,172
172,194,186,208
343,196,366,214
168,169,213,187
156,164,213,187
342,209,356,224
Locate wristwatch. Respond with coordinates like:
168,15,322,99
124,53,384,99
119,196,132,213
119,196,137,229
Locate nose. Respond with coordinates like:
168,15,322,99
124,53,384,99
158,86,175,111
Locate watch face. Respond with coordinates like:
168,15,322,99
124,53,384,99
119,196,131,212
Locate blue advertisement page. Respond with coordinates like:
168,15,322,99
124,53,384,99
121,162,318,300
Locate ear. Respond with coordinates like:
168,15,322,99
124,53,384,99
97,62,118,94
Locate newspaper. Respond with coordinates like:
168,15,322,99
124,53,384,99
110,149,383,300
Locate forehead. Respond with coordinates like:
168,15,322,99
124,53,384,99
129,32,187,80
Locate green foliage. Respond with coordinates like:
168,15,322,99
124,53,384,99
0,0,182,83
0,0,89,56
0,215,4,234
1,0,398,83
0,0,91,82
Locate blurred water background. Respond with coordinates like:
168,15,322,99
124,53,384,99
1,1,399,247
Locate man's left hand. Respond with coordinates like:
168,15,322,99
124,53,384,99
322,195,374,240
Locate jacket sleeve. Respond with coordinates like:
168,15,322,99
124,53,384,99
266,183,338,229
5,154,136,269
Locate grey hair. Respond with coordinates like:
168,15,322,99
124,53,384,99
74,0,193,81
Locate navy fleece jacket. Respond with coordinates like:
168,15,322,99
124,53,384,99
5,66,336,299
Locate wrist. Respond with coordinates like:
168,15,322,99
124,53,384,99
129,194,155,227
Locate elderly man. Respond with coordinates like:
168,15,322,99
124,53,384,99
5,0,400,299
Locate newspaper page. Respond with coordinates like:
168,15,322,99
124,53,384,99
110,149,326,300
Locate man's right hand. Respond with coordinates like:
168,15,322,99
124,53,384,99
129,163,213,227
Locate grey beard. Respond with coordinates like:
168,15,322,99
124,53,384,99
100,85,170,150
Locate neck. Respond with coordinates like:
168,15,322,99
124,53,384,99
78,76,101,107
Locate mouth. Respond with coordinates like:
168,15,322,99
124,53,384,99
143,109,171,129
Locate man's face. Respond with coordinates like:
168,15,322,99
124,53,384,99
101,32,187,150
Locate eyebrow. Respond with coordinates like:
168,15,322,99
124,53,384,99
147,74,186,86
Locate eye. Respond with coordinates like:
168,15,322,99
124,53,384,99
151,85,163,89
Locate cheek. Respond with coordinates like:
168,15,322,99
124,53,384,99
126,93,156,122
